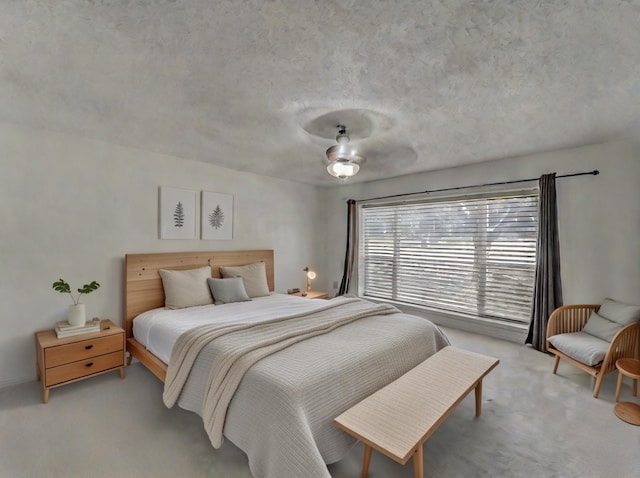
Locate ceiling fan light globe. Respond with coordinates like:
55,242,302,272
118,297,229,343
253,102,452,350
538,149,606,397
327,160,359,179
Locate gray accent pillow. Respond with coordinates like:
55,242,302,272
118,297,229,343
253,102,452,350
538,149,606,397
207,277,251,305
548,332,610,366
581,311,623,342
219,262,270,298
598,298,640,326
159,266,213,309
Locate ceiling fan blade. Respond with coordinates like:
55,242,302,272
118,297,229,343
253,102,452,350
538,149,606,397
358,137,419,172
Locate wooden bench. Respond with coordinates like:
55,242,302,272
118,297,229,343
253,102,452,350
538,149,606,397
334,346,499,478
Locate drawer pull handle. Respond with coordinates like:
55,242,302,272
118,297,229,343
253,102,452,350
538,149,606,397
85,362,94,368
85,345,93,350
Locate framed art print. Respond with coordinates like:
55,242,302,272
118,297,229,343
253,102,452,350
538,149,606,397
201,191,233,240
159,186,199,239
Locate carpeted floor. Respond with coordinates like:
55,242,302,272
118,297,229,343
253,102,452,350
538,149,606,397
1,326,638,478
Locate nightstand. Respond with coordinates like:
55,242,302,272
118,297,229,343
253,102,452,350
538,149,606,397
290,290,330,299
35,319,125,403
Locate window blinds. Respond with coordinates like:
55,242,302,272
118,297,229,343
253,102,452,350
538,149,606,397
359,191,538,324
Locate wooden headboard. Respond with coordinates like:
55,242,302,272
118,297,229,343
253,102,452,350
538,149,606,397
124,250,274,339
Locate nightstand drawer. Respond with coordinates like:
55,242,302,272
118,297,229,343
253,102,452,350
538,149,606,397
45,351,124,386
45,334,122,368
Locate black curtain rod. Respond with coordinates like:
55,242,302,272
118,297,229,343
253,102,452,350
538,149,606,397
353,169,599,203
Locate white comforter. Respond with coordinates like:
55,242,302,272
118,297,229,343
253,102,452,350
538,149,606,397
134,294,450,478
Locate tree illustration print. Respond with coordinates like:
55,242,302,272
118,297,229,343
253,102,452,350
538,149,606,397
209,205,225,229
173,202,184,228
200,192,232,240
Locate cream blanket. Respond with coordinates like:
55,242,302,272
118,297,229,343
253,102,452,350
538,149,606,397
163,297,398,447
163,297,450,478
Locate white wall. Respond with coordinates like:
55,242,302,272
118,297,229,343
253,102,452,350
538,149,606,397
0,122,328,386
323,139,640,338
4,122,638,384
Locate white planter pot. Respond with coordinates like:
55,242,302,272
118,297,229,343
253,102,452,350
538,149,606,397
68,304,86,326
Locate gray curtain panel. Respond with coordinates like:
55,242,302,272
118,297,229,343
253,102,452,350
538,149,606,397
526,173,563,351
338,199,357,296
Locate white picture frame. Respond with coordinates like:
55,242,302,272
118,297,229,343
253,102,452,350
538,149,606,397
159,186,199,239
201,191,233,240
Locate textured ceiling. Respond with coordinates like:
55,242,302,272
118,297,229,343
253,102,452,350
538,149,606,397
3,1,640,186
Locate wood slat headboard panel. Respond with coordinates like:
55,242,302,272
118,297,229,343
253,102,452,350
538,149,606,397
124,250,274,338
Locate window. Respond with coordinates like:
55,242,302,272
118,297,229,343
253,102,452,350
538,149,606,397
359,190,538,325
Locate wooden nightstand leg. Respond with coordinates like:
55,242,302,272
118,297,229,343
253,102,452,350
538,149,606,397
361,444,372,478
475,379,483,416
119,366,125,379
43,388,49,404
413,445,424,478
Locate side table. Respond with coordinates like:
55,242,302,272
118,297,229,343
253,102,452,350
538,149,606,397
613,358,640,426
35,319,125,403
289,290,329,299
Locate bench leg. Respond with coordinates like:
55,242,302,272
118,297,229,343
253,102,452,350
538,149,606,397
413,444,424,478
475,379,483,416
361,444,372,478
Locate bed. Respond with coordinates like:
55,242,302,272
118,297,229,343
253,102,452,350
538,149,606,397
125,250,450,478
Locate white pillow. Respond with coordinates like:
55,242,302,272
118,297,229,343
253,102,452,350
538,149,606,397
581,311,623,342
219,262,270,298
597,298,640,326
207,277,251,305
159,266,213,309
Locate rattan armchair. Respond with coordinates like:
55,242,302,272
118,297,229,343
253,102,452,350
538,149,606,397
546,304,640,398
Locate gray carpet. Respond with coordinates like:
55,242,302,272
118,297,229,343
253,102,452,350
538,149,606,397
1,327,638,478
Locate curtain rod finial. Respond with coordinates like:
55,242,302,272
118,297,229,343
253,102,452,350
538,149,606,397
593,170,600,176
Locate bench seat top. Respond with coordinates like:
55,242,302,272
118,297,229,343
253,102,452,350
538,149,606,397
334,345,499,464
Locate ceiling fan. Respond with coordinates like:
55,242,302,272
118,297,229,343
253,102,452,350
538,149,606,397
325,125,365,180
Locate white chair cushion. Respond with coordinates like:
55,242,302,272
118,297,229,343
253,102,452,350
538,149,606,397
548,332,610,366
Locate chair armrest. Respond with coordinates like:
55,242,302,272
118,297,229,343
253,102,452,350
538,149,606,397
546,304,600,340
600,322,640,375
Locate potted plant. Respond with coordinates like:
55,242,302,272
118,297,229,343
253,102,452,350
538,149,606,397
52,279,100,326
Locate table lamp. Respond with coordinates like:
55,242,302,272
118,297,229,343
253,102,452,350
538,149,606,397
303,267,316,296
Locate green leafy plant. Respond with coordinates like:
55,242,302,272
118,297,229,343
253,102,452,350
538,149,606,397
52,279,100,305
